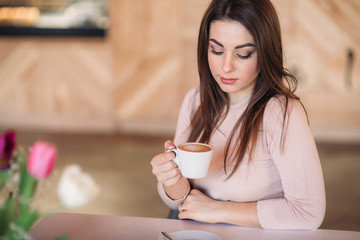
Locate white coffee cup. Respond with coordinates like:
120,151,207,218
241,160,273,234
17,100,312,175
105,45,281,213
169,142,213,179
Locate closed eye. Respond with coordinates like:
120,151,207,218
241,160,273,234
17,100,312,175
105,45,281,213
210,49,223,55
209,46,223,55
237,51,254,59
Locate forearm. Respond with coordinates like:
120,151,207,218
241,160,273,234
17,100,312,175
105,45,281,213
215,201,260,227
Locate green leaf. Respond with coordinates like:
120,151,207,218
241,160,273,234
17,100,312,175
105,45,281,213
6,222,30,240
18,153,28,196
0,170,12,190
17,153,37,202
0,197,15,236
56,235,68,240
16,210,38,232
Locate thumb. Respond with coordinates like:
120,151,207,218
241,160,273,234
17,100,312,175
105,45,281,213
164,140,176,151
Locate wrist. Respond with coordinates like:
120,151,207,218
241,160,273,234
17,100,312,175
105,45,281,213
164,178,190,201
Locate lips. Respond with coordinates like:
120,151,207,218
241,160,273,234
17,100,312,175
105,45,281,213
220,77,238,85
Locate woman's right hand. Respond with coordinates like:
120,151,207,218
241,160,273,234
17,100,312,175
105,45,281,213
151,140,191,200
151,140,185,188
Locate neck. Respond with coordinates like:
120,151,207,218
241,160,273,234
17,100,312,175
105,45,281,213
229,88,253,105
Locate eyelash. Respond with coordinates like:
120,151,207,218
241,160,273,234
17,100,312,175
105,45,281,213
210,48,254,60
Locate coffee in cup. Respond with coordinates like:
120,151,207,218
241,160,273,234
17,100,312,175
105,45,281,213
169,142,213,179
178,143,212,152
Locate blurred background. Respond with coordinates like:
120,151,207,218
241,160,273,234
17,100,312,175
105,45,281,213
0,0,359,232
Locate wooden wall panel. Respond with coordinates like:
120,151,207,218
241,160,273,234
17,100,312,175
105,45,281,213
0,0,359,141
109,0,209,134
285,0,360,141
0,37,113,132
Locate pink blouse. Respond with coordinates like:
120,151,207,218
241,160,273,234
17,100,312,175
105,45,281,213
158,87,326,230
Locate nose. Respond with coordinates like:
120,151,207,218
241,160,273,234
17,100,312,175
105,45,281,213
222,53,235,73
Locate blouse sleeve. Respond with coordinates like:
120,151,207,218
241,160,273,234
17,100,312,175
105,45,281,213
257,97,326,229
173,87,199,145
157,87,199,209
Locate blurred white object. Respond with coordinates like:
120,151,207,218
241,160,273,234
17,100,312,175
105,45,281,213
58,164,100,209
35,0,109,29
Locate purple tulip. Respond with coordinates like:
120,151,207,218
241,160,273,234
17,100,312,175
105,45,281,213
27,141,57,179
0,136,5,157
0,130,16,170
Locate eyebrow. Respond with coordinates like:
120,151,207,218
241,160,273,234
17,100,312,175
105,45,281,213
209,38,255,49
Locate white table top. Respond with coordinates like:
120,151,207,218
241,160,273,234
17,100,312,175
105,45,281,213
30,212,360,240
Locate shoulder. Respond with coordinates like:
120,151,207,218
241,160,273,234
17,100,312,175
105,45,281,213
184,86,200,102
174,87,200,143
182,86,201,110
265,95,305,116
264,95,308,127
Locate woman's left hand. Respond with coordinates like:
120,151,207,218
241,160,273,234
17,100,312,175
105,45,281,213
178,189,222,223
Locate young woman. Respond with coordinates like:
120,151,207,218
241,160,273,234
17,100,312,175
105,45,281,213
151,0,325,230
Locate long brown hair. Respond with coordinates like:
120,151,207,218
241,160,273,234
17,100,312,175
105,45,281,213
188,0,301,178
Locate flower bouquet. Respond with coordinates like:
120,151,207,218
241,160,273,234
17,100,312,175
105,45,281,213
0,130,100,240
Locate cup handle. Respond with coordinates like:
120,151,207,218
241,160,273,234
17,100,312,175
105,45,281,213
167,148,179,168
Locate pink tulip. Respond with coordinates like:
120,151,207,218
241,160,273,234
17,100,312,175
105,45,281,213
27,141,57,179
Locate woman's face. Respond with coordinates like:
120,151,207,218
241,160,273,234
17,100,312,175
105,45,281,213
208,20,259,104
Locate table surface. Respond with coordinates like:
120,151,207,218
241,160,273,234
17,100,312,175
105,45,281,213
30,212,360,240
